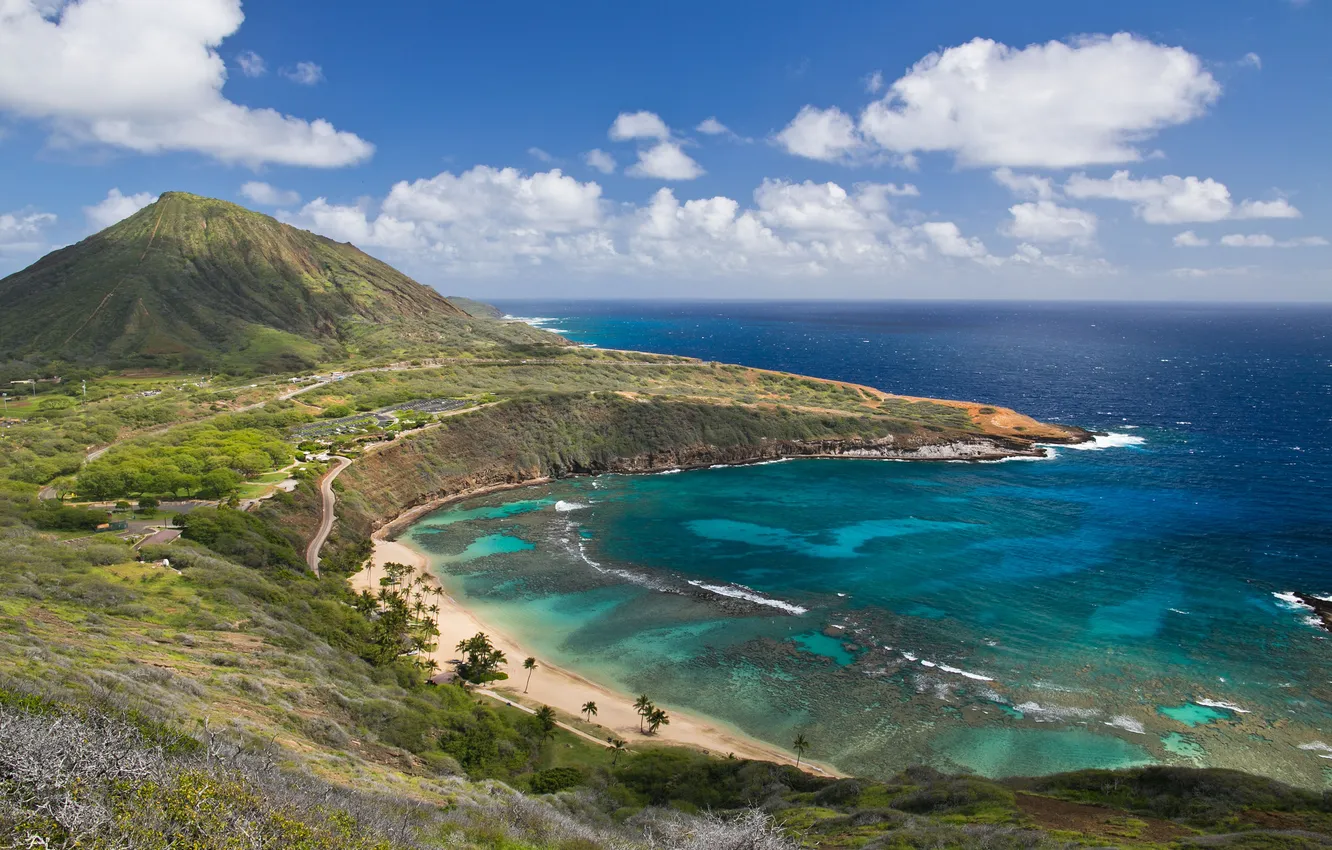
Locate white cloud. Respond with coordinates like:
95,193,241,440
1171,266,1253,279
626,141,704,180
1064,171,1301,224
281,165,1117,282
236,49,266,77
773,105,862,162
696,117,730,135
864,70,885,94
528,146,554,163
84,188,157,230
992,167,1056,200
609,110,670,141
1220,233,1328,248
781,33,1219,168
281,61,324,86
1009,243,1114,276
239,181,300,207
1173,230,1209,247
1241,52,1262,70
1234,198,1300,219
1003,201,1097,244
1220,233,1275,248
0,0,371,167
865,182,919,198
0,209,56,254
380,166,604,232
583,148,616,174
919,221,990,259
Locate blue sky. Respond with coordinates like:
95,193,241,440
0,0,1328,300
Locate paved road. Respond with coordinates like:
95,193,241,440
135,528,182,549
304,456,350,575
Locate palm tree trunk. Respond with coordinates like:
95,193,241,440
524,668,532,693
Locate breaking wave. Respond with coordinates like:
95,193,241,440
686,581,808,615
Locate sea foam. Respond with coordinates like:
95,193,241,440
1059,432,1147,451
554,500,589,512
1104,715,1147,734
686,580,808,615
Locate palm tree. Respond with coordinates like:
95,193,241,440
633,694,652,733
523,657,538,693
534,705,557,741
610,738,627,765
647,707,669,734
581,701,598,723
792,733,810,768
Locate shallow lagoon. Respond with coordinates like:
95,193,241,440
405,450,1331,786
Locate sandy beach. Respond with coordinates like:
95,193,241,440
350,530,840,776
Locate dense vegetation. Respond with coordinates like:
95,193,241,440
74,409,302,500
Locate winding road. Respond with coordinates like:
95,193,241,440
304,456,350,575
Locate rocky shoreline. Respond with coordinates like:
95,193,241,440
1294,593,1332,631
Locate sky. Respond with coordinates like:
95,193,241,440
0,0,1329,301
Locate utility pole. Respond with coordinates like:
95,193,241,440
1,392,7,414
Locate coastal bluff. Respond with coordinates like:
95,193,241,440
332,388,1088,539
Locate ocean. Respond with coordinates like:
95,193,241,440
404,301,1332,784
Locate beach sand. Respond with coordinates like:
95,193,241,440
349,531,840,776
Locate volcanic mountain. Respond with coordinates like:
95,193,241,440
0,192,555,371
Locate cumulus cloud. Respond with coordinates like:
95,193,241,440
1234,198,1300,219
235,49,266,77
864,70,885,94
281,61,324,86
1173,230,1209,247
626,141,704,180
528,147,554,163
239,181,300,207
1003,201,1097,244
696,117,730,135
918,221,991,259
778,33,1219,168
84,188,157,230
0,0,372,167
1220,233,1328,248
281,165,1113,282
606,111,705,180
774,105,862,162
992,168,1056,200
1064,171,1301,224
609,111,671,141
0,209,56,254
1241,52,1262,70
583,149,616,174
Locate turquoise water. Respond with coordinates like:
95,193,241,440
402,303,1332,785
1158,703,1231,727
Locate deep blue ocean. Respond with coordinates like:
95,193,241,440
408,301,1332,784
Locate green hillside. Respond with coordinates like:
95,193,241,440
0,192,559,372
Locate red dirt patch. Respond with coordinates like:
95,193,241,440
1016,793,1194,844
